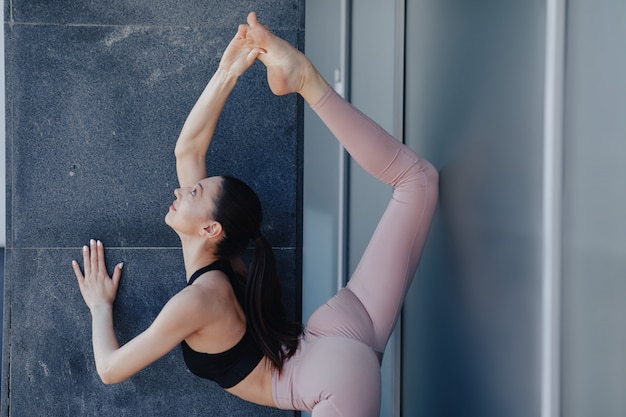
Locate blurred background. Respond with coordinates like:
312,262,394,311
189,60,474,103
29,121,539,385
302,1,626,417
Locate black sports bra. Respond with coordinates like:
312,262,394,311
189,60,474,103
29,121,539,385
181,260,263,389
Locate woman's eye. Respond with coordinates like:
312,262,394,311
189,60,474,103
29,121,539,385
190,189,197,197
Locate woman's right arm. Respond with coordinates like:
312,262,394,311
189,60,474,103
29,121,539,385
73,240,220,384
175,24,265,187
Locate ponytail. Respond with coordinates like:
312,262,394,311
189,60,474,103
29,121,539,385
213,176,301,371
246,234,301,371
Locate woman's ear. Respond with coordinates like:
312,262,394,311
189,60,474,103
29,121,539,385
201,221,223,238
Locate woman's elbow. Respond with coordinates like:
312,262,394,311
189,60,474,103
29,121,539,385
174,142,191,160
99,375,117,385
97,366,129,385
98,370,118,385
174,145,205,169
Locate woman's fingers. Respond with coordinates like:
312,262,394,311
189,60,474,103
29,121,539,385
236,23,248,40
96,240,107,275
246,47,266,66
72,259,84,284
111,263,124,288
77,239,118,282
82,244,91,278
73,240,123,308
90,239,98,276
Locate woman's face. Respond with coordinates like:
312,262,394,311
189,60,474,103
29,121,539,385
165,176,222,236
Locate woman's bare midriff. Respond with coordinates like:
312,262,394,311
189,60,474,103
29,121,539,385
225,356,276,407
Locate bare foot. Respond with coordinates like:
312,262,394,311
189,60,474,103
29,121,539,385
245,12,329,104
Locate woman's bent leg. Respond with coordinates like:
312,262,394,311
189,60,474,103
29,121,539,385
273,336,381,417
311,88,439,353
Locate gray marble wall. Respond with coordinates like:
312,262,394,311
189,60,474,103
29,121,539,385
3,1,303,416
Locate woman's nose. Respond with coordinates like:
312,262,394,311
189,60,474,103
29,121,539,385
174,188,182,198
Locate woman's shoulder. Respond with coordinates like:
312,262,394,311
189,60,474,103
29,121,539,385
179,270,239,316
146,275,232,340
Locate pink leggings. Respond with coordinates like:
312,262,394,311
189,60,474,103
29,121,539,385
272,88,439,416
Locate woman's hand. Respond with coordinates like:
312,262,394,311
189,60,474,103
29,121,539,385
73,239,123,311
218,24,266,77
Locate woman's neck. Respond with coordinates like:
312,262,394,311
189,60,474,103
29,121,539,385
179,237,221,282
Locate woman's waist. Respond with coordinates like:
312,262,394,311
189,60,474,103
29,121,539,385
225,356,276,407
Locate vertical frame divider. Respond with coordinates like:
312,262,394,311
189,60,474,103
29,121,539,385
336,0,352,290
542,1,566,416
394,1,406,415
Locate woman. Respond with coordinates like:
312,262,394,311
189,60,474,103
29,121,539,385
73,12,438,416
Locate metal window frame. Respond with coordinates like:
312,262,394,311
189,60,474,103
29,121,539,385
541,1,566,416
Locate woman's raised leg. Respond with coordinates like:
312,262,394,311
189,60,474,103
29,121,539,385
246,11,439,353
311,89,439,353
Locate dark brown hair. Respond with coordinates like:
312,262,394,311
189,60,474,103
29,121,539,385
212,175,301,371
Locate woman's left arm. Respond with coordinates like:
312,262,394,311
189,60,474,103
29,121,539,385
73,240,209,384
174,24,265,188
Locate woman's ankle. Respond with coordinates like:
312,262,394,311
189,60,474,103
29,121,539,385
299,62,330,106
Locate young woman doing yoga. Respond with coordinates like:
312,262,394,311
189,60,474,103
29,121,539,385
73,12,438,416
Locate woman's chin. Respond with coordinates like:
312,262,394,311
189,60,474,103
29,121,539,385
164,212,174,228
